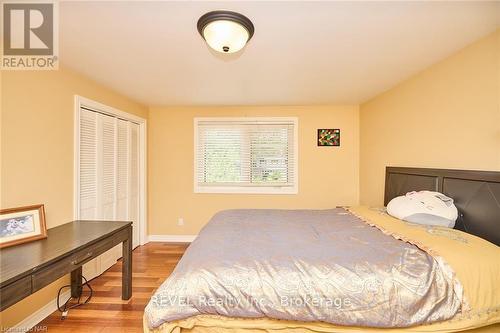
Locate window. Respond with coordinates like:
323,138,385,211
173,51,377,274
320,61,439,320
195,117,298,194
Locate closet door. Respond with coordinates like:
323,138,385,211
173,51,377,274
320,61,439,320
98,119,131,272
99,114,116,220
98,114,122,273
79,110,101,279
116,119,129,221
78,107,141,279
79,110,98,220
129,123,140,248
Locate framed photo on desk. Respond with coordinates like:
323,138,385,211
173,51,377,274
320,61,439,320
0,204,47,249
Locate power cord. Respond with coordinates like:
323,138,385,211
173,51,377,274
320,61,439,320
56,275,93,320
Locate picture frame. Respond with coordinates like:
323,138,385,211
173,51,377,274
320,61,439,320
317,129,340,146
0,204,47,249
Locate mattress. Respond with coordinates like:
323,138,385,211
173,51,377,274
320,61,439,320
144,206,500,333
143,316,499,333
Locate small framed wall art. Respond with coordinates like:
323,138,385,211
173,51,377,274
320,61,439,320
0,204,47,249
317,129,340,146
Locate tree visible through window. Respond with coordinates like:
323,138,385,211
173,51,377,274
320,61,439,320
203,128,243,183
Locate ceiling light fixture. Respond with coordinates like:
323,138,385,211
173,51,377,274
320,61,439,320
197,10,254,54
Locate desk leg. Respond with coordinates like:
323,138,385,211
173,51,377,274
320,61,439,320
70,266,83,298
122,226,132,300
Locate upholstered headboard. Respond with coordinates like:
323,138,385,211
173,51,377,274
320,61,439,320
384,167,500,246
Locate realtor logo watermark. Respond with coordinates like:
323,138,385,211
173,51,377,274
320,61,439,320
1,1,58,70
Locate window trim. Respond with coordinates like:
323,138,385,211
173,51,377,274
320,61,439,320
194,117,299,194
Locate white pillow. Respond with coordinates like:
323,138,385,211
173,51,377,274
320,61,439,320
386,191,458,228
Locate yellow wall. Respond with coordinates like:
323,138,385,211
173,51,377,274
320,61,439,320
3,27,498,330
359,30,500,206
0,67,147,328
148,106,359,235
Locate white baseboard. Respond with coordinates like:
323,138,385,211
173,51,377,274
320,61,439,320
148,234,197,243
9,290,71,332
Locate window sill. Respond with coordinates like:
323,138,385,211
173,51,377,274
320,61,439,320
194,186,298,195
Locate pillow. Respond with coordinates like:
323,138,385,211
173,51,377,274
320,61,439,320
386,191,458,228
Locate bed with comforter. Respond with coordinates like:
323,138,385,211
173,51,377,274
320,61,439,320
143,206,500,333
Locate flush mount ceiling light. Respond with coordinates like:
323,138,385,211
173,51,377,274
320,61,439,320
197,10,254,54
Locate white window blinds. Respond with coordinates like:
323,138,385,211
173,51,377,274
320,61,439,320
195,118,298,194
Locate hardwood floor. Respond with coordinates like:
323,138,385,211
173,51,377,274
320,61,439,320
38,242,189,332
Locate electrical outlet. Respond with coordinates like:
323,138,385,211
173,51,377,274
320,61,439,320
177,218,184,226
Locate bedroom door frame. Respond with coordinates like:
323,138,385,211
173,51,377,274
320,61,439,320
73,95,148,247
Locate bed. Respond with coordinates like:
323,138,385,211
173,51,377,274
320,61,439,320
144,167,500,333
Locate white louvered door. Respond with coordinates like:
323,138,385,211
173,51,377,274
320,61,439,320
97,113,122,274
99,114,116,220
79,109,101,279
78,107,142,280
116,119,129,221
129,123,140,247
79,110,98,220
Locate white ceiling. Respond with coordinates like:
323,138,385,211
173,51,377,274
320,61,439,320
60,1,500,106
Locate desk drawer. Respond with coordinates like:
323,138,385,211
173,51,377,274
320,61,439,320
32,236,118,292
0,276,32,311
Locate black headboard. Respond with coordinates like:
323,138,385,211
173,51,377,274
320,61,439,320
384,167,500,246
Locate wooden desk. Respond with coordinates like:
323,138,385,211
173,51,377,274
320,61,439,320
0,220,132,311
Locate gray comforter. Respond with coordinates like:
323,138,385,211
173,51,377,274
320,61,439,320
145,209,461,328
